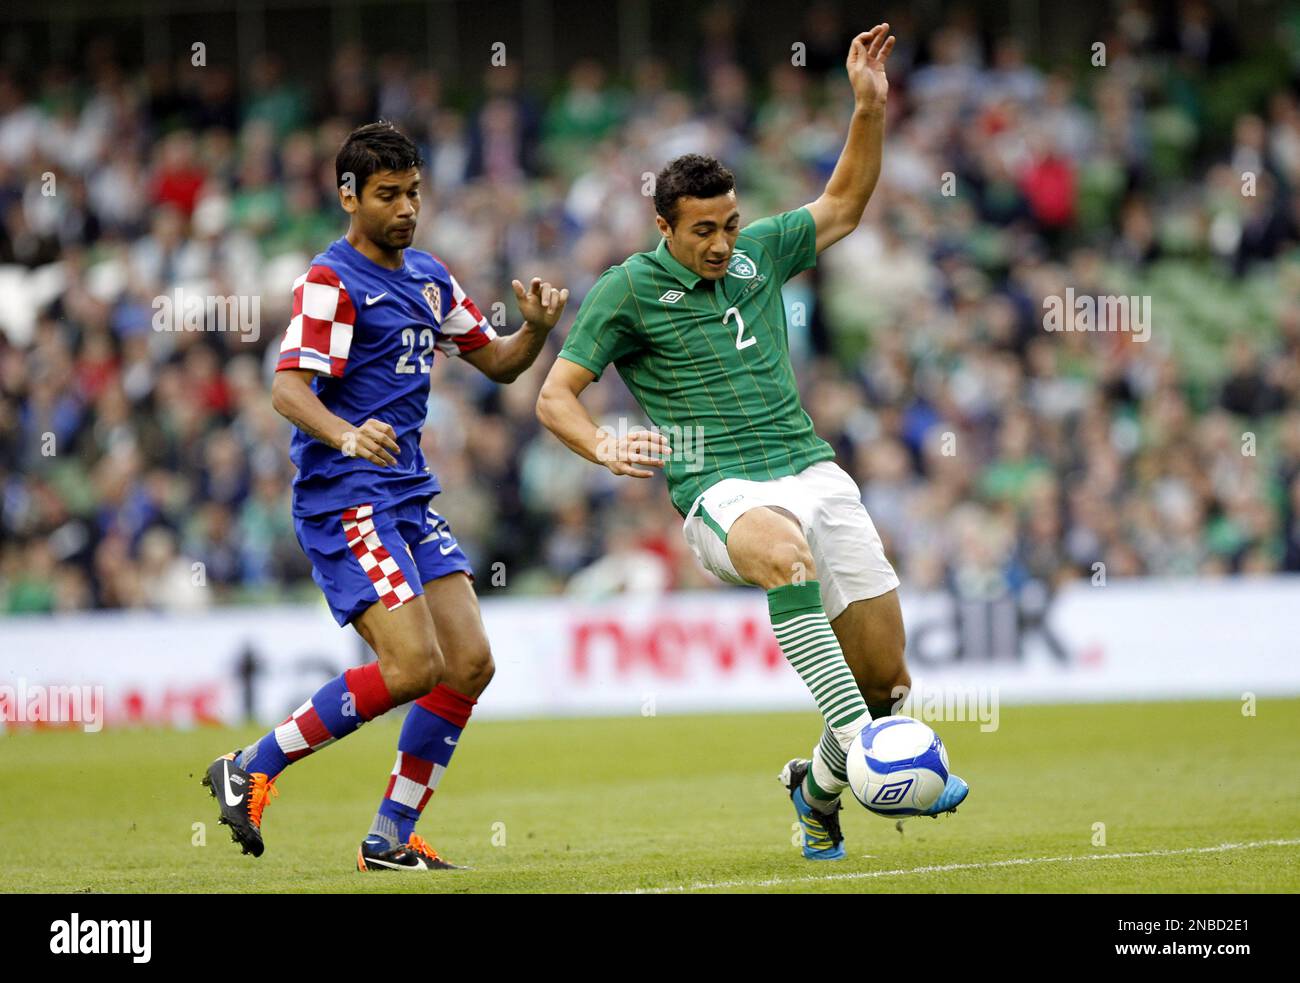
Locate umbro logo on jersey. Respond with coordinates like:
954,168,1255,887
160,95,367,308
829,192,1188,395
365,292,388,305
659,290,685,303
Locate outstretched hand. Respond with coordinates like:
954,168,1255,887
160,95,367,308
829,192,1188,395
512,277,570,330
847,23,896,113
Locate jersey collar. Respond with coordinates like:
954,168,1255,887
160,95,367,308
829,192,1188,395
338,236,410,277
654,237,702,290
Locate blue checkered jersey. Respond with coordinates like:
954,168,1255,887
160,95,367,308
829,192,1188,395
275,237,496,518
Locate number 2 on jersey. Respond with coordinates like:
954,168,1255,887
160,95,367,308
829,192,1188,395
723,306,757,351
396,327,434,374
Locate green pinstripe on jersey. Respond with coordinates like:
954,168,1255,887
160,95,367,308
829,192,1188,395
558,207,835,516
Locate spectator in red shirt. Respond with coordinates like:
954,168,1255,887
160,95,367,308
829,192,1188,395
150,131,207,218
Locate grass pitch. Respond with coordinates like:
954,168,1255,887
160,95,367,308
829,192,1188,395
2,699,1297,894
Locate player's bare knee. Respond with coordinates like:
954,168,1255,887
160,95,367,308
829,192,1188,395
445,642,494,698
463,647,496,697
378,663,417,704
474,648,496,691
377,634,443,702
766,539,816,588
382,661,432,704
418,656,445,700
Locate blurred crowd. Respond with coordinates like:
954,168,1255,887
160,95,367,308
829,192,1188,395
3,0,1300,614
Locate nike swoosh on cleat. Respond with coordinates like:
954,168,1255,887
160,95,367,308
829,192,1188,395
222,760,244,808
363,856,422,870
365,292,388,305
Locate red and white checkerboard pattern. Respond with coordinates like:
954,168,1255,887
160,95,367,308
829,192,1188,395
274,698,338,762
341,504,416,611
277,264,356,377
383,751,447,812
434,271,497,357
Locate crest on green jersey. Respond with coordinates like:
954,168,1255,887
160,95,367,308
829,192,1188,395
727,250,758,279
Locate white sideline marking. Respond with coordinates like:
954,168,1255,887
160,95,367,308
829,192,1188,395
620,838,1300,894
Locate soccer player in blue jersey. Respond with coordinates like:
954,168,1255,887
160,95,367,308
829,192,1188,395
202,121,569,871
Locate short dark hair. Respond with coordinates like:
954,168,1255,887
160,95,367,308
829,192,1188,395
653,153,736,225
335,121,424,198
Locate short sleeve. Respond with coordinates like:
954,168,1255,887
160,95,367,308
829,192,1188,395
557,267,641,379
435,273,499,358
740,207,817,284
277,264,355,377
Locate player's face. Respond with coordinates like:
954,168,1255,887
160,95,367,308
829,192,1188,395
348,167,421,251
658,192,740,280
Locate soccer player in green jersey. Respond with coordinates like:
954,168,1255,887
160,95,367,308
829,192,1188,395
537,24,967,859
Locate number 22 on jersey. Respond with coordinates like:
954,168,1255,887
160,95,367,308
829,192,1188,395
396,327,434,374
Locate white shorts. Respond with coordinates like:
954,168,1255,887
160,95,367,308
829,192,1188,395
681,460,901,621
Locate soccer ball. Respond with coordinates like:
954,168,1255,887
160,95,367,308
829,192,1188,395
846,715,949,817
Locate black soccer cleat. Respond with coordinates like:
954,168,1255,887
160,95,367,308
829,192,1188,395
357,833,466,872
201,750,278,858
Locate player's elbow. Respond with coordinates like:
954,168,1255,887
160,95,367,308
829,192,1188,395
534,387,553,431
270,372,294,419
828,205,863,243
816,193,866,244
270,369,316,421
534,382,563,434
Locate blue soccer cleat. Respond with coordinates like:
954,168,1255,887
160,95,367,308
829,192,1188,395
780,759,846,860
919,773,969,817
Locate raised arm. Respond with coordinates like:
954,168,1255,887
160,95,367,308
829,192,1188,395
461,277,569,383
805,23,896,254
535,357,671,478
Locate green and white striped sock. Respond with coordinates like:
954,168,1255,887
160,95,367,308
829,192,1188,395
804,702,900,810
768,581,867,727
769,582,870,809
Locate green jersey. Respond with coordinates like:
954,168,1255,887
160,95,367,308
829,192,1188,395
559,206,836,516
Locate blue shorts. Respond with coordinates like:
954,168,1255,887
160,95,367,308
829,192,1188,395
294,494,473,627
